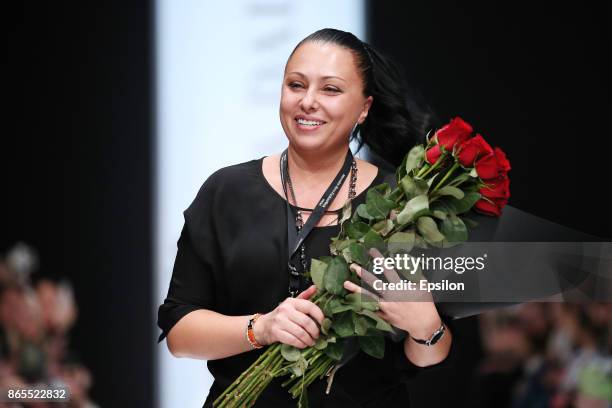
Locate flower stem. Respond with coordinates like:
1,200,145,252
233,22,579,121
417,154,445,178
432,161,459,193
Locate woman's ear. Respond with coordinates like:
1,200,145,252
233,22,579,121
358,96,374,124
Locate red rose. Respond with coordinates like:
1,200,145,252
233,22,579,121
474,152,498,179
494,147,511,173
475,147,511,179
474,197,508,217
425,144,442,164
457,133,493,167
479,175,510,200
436,117,473,151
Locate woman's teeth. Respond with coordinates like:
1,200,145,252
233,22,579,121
297,118,324,126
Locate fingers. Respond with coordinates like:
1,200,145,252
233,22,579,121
280,319,316,348
349,263,380,296
291,298,325,325
287,312,320,344
276,328,311,349
343,280,381,302
369,247,401,284
296,284,317,300
268,296,324,349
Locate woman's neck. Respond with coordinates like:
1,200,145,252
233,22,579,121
286,144,350,189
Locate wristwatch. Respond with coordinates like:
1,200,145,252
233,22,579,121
409,322,446,346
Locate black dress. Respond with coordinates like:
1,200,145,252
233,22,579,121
157,156,456,407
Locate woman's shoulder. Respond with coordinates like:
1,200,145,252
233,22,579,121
186,157,265,213
206,157,263,184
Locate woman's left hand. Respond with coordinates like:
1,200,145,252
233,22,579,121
343,247,443,338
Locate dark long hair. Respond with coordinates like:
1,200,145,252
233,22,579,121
288,28,441,168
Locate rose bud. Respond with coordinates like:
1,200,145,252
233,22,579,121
457,133,493,167
479,176,510,200
474,197,508,217
474,152,499,179
494,147,511,173
425,144,442,164
435,117,473,151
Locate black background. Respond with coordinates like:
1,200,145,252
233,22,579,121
4,1,610,407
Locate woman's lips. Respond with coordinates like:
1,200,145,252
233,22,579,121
295,118,326,132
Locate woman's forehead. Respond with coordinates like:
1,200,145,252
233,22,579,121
285,42,360,82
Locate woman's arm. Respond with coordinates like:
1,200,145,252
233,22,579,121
166,309,254,360
166,285,324,360
402,315,453,367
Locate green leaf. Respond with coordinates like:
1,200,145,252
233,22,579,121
440,213,468,244
339,200,352,225
400,175,429,200
353,314,371,336
331,303,353,314
406,145,425,174
361,230,385,253
321,318,332,335
366,188,396,219
356,203,374,221
417,216,445,244
314,337,328,350
324,338,344,361
449,172,471,185
432,210,447,220
396,194,430,225
309,259,327,290
322,297,339,316
448,192,481,214
344,293,379,311
289,356,308,377
387,231,415,256
346,222,371,240
372,219,394,236
324,257,350,295
348,242,369,266
281,344,301,362
462,217,479,229
358,334,385,359
414,233,429,249
434,185,465,199
373,182,391,195
332,311,354,337
358,309,394,333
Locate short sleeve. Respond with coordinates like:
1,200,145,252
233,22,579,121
393,313,458,379
156,176,222,343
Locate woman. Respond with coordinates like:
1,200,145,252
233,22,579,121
158,28,456,407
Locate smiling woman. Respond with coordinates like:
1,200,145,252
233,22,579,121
157,28,454,407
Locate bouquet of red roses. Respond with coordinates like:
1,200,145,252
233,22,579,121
213,117,511,407
421,116,511,218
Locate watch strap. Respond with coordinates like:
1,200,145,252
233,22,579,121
410,323,446,346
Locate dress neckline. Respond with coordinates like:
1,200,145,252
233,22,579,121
257,156,381,229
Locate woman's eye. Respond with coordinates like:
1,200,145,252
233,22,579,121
324,87,340,93
288,83,303,89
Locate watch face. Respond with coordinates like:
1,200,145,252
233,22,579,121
430,329,444,344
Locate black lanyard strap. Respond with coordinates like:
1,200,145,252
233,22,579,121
280,148,354,296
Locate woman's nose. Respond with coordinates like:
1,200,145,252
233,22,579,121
300,88,319,112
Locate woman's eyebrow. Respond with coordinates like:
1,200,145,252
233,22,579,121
286,71,346,83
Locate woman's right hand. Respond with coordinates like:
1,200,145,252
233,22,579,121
253,285,324,349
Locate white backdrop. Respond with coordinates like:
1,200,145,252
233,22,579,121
154,1,365,406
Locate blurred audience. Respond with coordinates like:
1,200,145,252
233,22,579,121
469,301,612,407
0,243,98,408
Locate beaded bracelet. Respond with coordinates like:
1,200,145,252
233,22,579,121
246,313,264,349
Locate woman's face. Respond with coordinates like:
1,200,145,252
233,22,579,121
280,41,373,154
